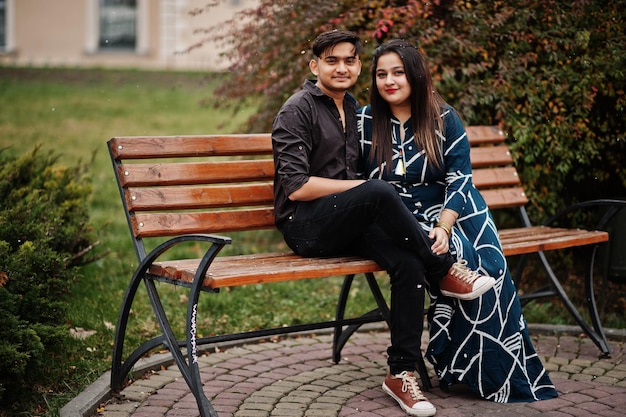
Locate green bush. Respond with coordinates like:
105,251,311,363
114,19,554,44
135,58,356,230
0,148,99,412
412,0,626,219
203,0,625,220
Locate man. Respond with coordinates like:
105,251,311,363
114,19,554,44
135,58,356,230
272,30,494,417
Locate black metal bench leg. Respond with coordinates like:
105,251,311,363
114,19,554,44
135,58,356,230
512,253,529,291
333,273,390,362
111,267,159,390
131,275,216,417
365,272,391,319
537,250,611,355
333,274,356,363
186,248,225,417
111,270,143,390
185,295,218,417
584,245,611,355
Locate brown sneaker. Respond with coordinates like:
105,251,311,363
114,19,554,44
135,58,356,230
382,371,436,417
440,260,495,300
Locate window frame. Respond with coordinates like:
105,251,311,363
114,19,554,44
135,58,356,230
99,0,138,50
85,0,149,55
0,0,15,53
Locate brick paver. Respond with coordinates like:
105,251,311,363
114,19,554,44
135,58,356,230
93,329,625,417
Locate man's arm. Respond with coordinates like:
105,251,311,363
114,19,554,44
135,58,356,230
274,89,364,203
289,177,366,201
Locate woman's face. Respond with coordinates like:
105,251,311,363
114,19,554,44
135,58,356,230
375,51,411,109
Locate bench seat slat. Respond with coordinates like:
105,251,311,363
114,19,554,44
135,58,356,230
110,134,272,159
118,160,274,187
466,126,506,145
149,253,381,288
469,146,513,167
132,208,275,238
499,226,608,256
479,187,528,209
472,167,520,188
111,128,509,160
126,183,274,211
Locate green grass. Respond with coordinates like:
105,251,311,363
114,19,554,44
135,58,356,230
0,67,390,416
1,67,624,417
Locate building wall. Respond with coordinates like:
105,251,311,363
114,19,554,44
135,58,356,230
0,0,256,71
14,0,86,64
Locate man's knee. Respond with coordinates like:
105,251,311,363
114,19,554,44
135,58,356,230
362,179,397,199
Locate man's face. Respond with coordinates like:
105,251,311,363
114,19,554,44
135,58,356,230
310,42,361,97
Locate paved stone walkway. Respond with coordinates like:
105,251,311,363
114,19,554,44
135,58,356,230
93,329,625,417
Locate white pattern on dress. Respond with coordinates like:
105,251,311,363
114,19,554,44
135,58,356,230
358,104,557,403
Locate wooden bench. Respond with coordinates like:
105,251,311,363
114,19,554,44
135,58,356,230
108,126,611,417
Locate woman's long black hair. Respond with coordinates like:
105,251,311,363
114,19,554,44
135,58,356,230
369,39,448,173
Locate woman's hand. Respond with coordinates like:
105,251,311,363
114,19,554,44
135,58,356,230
429,226,450,255
429,208,458,254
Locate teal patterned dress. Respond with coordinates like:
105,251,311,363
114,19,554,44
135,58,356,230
357,104,558,402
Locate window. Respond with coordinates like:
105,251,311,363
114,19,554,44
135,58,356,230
99,0,137,50
0,0,6,49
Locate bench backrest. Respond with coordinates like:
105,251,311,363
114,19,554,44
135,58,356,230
108,126,526,259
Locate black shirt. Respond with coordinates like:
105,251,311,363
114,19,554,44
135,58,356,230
272,80,361,225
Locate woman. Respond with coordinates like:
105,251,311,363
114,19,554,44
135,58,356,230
357,39,558,403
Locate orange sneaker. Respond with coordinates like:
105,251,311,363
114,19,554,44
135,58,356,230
382,371,436,417
440,260,495,300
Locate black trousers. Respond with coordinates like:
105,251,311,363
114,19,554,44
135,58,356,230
278,179,455,373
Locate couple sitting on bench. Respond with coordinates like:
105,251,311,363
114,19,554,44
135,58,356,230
272,30,558,417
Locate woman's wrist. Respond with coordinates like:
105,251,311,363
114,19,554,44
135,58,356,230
436,220,452,237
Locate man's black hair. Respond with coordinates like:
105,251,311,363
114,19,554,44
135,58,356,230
312,29,362,58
